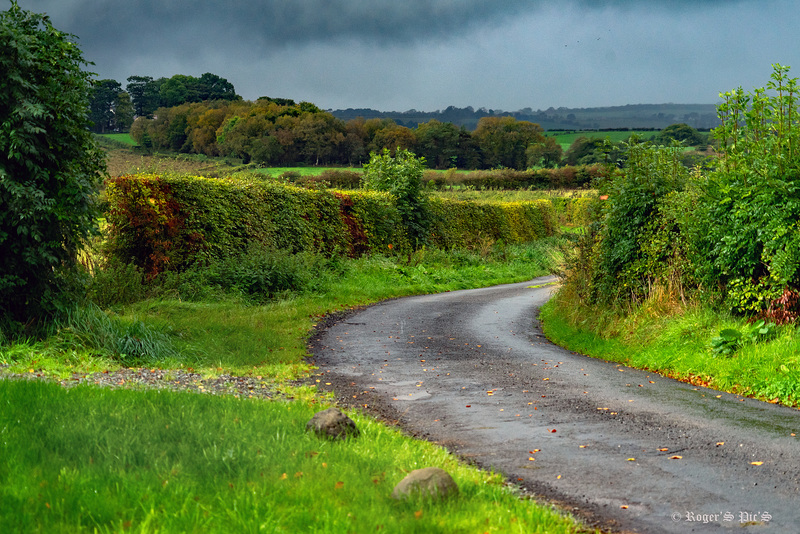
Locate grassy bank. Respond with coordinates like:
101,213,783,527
1,239,595,533
541,289,800,407
0,379,583,533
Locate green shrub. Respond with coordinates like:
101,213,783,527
87,259,149,309
0,3,106,324
428,197,555,250
362,149,430,249
696,64,800,315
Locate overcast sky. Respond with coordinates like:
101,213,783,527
13,0,800,112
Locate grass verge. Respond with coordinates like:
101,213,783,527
540,289,800,407
0,379,583,533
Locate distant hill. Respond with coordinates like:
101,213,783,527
330,103,720,131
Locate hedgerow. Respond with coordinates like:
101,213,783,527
104,174,556,276
560,64,800,323
422,165,607,191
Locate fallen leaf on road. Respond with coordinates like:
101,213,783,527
751,461,764,466
669,456,683,460
627,458,636,461
620,505,629,509
658,448,669,451
716,442,724,446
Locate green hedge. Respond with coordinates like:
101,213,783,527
423,165,608,191
105,174,556,275
428,198,555,249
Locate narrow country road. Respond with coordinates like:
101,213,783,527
307,276,800,533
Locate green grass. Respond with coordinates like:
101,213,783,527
0,239,595,532
0,379,584,533
546,130,657,150
113,240,566,378
99,133,138,146
252,166,360,178
540,291,800,406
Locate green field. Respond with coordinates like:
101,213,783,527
253,166,360,178
547,130,658,150
100,132,138,146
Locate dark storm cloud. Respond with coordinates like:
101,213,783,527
29,1,534,49
12,0,790,110
26,0,739,50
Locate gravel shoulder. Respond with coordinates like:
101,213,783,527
0,365,273,400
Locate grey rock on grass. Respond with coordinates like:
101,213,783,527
391,467,459,500
306,407,360,440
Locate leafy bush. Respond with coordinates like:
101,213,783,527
104,171,559,277
189,247,327,303
695,64,800,315
587,142,688,303
0,3,106,324
362,149,430,249
710,320,776,357
87,259,149,309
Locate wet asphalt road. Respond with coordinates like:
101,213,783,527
307,276,800,533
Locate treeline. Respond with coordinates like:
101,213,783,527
128,97,568,169
89,72,240,134
331,103,720,130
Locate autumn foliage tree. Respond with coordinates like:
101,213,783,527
0,2,106,325
473,116,545,169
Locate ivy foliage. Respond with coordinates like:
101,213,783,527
0,2,105,324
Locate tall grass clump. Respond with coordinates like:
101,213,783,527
54,305,182,366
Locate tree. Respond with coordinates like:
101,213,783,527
197,72,237,101
473,116,545,169
415,120,461,169
126,75,159,117
114,90,135,131
0,2,106,324
562,136,618,166
657,123,705,147
89,79,121,133
88,79,134,133
159,74,199,108
362,149,429,249
526,136,563,168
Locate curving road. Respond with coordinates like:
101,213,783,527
307,276,800,533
